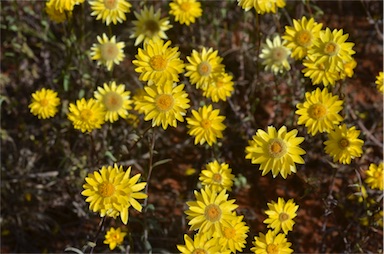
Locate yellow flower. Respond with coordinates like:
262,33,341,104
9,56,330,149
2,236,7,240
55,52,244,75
185,186,238,236
67,98,106,133
103,227,127,250
90,33,125,71
132,39,185,84
296,87,344,135
365,163,383,190
324,124,364,164
308,28,355,72
131,6,172,46
45,0,72,23
251,230,293,254
185,47,225,90
186,105,226,146
169,0,202,26
282,17,323,60
216,214,249,253
237,0,286,14
302,55,340,86
263,198,298,235
202,72,234,102
140,82,190,129
245,126,306,179
49,0,84,12
339,58,357,79
177,233,222,254
375,71,383,93
259,35,291,74
89,0,131,25
29,88,60,119
81,164,147,224
94,81,133,123
199,160,235,192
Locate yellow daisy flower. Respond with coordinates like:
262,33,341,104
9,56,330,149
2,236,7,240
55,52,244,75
263,198,298,235
131,6,172,46
104,227,127,250
375,71,383,93
237,0,286,14
49,0,84,12
94,81,133,123
45,0,72,23
185,186,238,236
282,16,323,60
339,58,357,79
259,35,291,74
29,88,60,119
251,230,293,254
245,126,306,179
324,124,364,164
186,104,226,146
215,214,249,253
296,87,344,135
302,55,340,86
140,82,190,129
132,39,185,84
202,72,234,102
81,164,147,224
185,47,225,90
90,33,125,71
169,0,202,26
177,233,222,254
308,28,355,72
365,163,383,191
89,0,131,25
199,160,235,192
67,98,106,133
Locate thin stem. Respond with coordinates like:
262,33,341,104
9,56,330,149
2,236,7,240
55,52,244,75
128,125,153,152
89,216,107,254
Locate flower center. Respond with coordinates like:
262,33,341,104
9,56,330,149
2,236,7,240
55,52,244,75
104,0,118,9
324,41,339,56
155,94,174,111
266,243,279,254
180,2,191,11
212,173,222,183
204,204,222,222
374,170,383,179
103,92,123,111
271,47,287,62
100,42,119,61
338,138,350,149
192,248,207,254
268,139,287,158
145,20,160,35
197,61,212,76
279,212,290,222
98,182,115,197
309,103,327,120
200,119,211,129
80,109,93,121
150,55,168,71
295,30,312,47
40,98,49,107
223,227,236,239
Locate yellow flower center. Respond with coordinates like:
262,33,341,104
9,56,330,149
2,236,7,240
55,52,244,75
99,182,115,197
197,61,212,76
155,94,174,111
200,119,211,129
324,41,339,56
100,42,119,61
268,139,287,158
295,30,312,47
150,55,168,71
309,103,327,120
80,109,93,121
144,20,160,35
192,248,207,254
40,98,49,107
266,243,279,254
271,47,288,62
103,92,123,111
104,0,118,9
223,227,236,239
180,2,191,11
212,173,222,183
338,138,350,149
279,212,290,222
204,204,222,222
